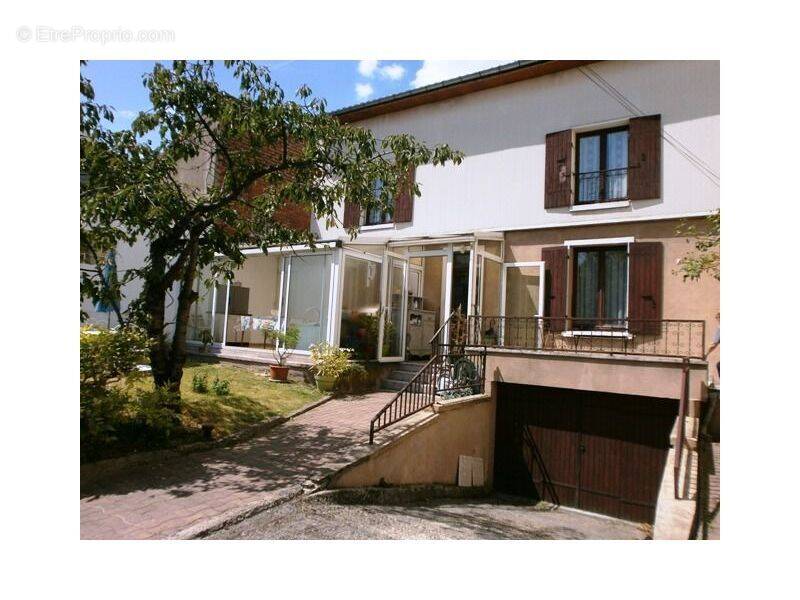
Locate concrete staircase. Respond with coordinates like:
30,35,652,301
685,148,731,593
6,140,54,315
380,361,427,392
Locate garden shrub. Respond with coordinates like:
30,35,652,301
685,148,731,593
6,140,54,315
80,325,152,389
79,326,185,462
192,373,209,393
211,377,230,396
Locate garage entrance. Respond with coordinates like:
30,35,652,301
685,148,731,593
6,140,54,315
494,383,678,523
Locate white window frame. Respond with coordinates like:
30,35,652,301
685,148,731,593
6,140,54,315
561,237,634,338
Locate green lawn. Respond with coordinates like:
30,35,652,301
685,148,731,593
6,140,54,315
123,359,323,439
173,360,324,437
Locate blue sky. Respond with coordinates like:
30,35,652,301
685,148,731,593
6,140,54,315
82,60,510,130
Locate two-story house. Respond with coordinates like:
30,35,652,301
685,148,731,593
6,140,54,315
186,60,720,527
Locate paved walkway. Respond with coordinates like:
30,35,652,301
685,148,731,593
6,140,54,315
80,392,421,540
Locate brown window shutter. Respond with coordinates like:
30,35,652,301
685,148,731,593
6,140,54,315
628,242,663,334
628,115,661,200
343,200,360,228
544,130,573,208
542,245,568,331
393,165,416,223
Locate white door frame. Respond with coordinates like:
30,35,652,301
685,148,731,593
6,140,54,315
500,260,545,348
378,250,409,362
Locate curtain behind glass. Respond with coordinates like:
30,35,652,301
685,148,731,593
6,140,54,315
605,130,628,200
603,248,627,324
578,135,601,202
574,250,599,319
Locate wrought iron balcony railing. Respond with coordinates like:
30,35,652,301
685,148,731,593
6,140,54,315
456,315,706,360
575,167,628,203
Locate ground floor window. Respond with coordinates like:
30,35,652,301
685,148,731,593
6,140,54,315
573,246,627,327
339,255,382,359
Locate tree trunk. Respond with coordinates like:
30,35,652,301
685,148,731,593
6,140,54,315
166,236,200,393
143,246,172,390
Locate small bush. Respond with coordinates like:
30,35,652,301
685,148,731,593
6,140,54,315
192,373,209,393
80,325,152,389
80,386,181,462
211,377,230,396
309,342,354,379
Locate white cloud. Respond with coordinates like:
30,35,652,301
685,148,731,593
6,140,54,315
379,63,405,81
355,82,374,100
358,60,378,77
116,109,138,121
411,60,510,88
357,60,406,81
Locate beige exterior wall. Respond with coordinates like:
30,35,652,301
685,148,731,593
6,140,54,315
485,352,708,404
503,217,720,386
330,396,496,489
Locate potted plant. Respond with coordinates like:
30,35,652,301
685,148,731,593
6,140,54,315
309,342,354,392
264,324,300,382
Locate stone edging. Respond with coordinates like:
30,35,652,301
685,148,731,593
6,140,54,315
309,484,491,505
171,485,305,540
80,394,334,487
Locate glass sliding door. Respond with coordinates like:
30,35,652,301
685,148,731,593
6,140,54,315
280,253,331,351
339,255,382,360
379,254,407,361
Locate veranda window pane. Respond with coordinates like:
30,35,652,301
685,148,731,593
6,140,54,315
188,273,217,344
339,256,382,359
223,254,282,348
283,254,331,351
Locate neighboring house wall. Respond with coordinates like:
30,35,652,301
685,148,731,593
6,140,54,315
318,60,719,240
80,148,212,332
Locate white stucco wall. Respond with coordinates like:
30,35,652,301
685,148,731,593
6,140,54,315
80,149,211,331
317,60,720,240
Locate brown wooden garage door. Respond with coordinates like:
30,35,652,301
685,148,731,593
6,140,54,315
494,383,678,523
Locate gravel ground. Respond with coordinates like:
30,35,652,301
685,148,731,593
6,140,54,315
207,494,646,540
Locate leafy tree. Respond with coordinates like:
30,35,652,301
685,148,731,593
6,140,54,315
675,210,720,281
80,60,462,395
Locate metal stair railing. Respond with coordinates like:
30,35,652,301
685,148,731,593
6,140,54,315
369,337,486,444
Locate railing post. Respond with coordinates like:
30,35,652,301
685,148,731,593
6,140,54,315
674,357,690,498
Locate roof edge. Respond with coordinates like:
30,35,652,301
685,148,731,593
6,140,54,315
334,60,599,123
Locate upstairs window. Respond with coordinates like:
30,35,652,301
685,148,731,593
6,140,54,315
362,179,393,226
575,126,629,204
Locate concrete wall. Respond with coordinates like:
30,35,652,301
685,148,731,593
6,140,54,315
318,60,719,240
485,352,708,404
330,395,496,488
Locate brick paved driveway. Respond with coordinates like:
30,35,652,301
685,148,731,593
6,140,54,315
80,392,413,540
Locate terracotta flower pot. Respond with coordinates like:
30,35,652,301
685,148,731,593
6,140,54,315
315,374,337,392
269,365,290,382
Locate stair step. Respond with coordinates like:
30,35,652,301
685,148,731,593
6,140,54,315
391,370,419,382
381,378,409,391
392,363,426,373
